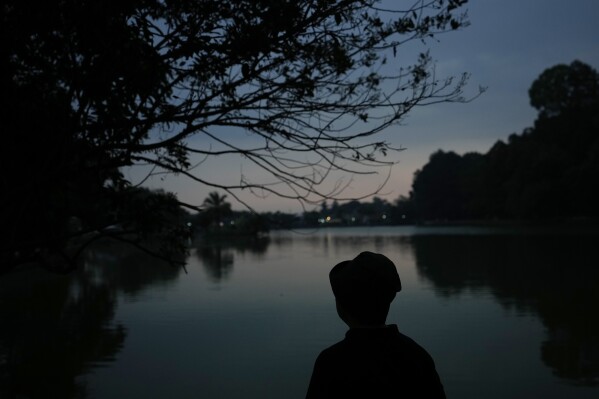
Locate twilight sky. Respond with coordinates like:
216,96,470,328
127,0,599,213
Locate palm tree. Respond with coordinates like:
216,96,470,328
202,192,231,227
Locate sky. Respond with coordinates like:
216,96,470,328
127,0,599,213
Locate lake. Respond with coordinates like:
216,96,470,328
1,226,598,398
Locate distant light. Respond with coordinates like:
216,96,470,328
326,216,331,222
318,218,325,223
401,214,406,219
351,217,356,222
382,214,387,220
186,222,192,227
230,220,235,225
219,222,224,227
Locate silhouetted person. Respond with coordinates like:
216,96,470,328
306,251,446,398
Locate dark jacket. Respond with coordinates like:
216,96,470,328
306,324,445,398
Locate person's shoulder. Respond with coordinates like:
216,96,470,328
390,326,436,362
394,328,426,347
313,336,354,367
317,338,349,357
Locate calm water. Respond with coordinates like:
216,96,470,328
1,226,599,398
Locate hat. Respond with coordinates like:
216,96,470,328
329,251,401,302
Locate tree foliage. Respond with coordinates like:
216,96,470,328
411,150,486,220
529,60,599,119
200,191,232,227
2,0,474,272
410,60,599,222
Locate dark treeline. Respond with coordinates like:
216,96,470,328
191,195,404,233
122,60,599,241
195,61,599,230
410,60,599,222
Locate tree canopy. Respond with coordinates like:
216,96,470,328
2,0,474,273
529,60,599,119
410,60,599,222
201,191,232,227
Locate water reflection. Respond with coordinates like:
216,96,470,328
408,233,599,386
196,236,270,282
0,271,125,399
84,241,183,298
0,238,184,398
3,229,599,398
